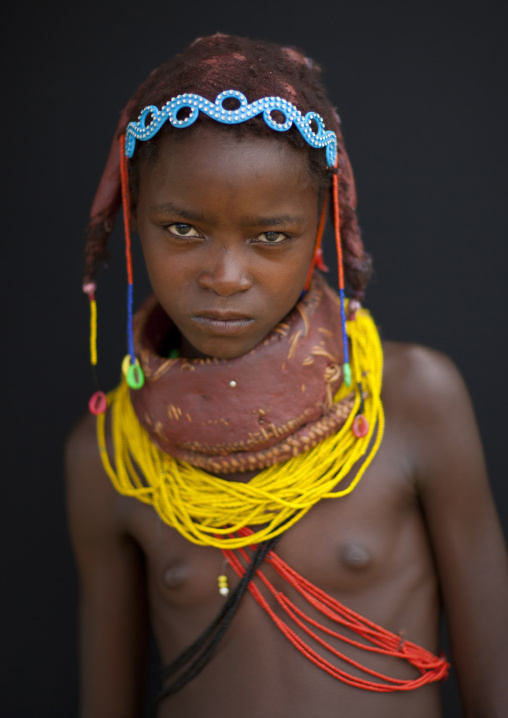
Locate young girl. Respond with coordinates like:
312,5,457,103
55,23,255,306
66,34,508,717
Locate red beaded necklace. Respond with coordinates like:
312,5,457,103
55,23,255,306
222,527,449,692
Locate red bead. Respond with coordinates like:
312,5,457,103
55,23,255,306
315,248,329,273
88,391,107,415
352,414,369,438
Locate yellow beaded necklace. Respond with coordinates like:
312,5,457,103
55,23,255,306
97,307,384,549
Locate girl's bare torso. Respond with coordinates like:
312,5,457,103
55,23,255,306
108,341,444,717
70,334,508,717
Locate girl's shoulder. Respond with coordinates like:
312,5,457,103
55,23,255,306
381,339,468,409
66,410,98,461
380,339,482,490
65,409,123,536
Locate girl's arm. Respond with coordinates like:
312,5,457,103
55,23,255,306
395,345,508,716
66,413,149,718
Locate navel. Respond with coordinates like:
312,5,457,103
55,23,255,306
339,541,372,570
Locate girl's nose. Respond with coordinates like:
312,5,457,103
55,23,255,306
197,246,253,297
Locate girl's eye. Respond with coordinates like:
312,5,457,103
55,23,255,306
257,231,288,244
168,223,200,238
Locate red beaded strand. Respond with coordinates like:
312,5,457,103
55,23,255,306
331,166,352,386
303,194,329,291
222,529,449,692
119,134,134,287
119,134,144,390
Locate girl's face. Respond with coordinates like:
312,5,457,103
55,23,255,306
135,127,320,359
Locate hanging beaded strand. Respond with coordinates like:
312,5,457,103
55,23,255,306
83,281,108,415
302,194,329,293
331,165,351,387
119,134,145,390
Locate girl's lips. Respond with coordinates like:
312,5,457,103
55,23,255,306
191,315,255,336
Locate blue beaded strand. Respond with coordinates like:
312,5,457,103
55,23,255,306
127,283,135,362
125,284,144,388
339,288,351,387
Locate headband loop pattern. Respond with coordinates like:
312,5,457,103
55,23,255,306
125,90,337,167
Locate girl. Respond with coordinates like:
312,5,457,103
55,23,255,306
66,34,508,717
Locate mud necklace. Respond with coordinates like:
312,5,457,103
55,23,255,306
97,294,384,549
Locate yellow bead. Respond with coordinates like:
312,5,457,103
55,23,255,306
121,354,131,377
218,575,229,597
122,354,142,377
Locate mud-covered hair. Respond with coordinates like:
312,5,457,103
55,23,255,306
84,33,372,299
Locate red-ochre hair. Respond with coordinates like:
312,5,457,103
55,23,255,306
84,33,372,299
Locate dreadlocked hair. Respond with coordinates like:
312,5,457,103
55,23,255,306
84,33,372,299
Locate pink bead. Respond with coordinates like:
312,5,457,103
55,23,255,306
352,414,369,438
82,282,97,296
88,391,107,415
348,300,361,321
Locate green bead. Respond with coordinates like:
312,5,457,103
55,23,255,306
127,363,145,389
343,363,352,387
168,348,179,358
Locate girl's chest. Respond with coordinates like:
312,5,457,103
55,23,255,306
120,418,425,611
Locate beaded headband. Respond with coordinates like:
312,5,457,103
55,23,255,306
124,90,338,167
85,91,352,415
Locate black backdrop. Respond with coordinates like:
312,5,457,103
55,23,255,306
2,1,507,715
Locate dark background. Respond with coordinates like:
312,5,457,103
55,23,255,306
2,1,507,715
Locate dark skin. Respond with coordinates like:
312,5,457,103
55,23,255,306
66,128,508,717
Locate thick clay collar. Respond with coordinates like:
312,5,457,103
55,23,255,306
130,273,355,473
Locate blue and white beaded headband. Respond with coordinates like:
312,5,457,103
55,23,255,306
124,90,338,167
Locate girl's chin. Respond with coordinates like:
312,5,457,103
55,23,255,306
180,331,262,361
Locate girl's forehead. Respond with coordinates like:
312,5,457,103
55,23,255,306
138,126,317,192
158,124,305,159
136,128,319,221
